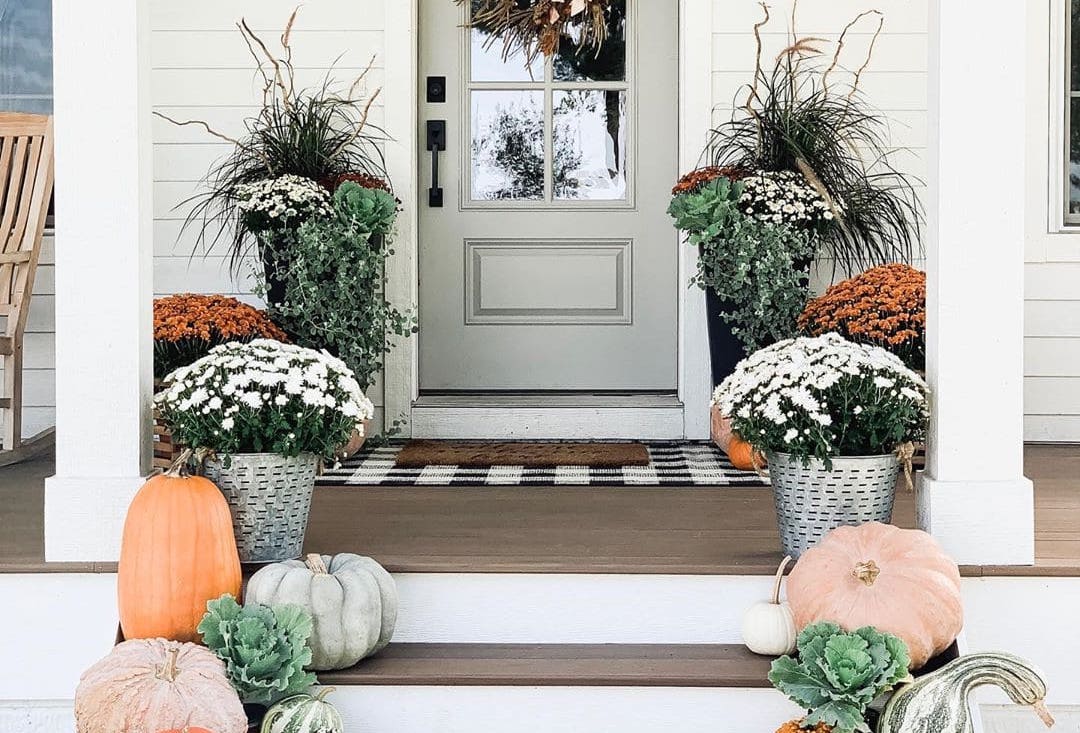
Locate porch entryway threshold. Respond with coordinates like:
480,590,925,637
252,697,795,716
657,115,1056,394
318,441,769,488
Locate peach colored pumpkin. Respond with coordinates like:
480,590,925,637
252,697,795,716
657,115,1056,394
786,522,963,670
75,639,247,733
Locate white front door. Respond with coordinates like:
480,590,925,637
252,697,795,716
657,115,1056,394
418,0,679,389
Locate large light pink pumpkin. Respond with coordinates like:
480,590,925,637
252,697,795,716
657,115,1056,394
75,638,246,733
786,522,963,670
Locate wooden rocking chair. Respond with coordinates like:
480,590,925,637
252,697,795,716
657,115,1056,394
0,113,54,465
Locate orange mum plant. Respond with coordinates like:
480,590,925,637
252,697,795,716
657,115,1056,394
798,264,926,370
154,294,287,379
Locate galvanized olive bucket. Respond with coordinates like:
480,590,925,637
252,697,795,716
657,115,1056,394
766,451,899,559
202,453,319,564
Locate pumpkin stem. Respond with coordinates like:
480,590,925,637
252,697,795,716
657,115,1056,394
314,686,337,702
305,553,330,575
853,560,881,587
771,555,793,605
156,647,180,683
166,448,194,478
1033,700,1055,728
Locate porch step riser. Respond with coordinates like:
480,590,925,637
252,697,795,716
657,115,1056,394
393,573,773,644
331,686,803,733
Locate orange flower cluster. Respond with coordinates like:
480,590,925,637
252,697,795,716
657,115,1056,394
671,166,748,196
326,172,392,194
798,263,926,369
776,721,833,733
154,294,286,345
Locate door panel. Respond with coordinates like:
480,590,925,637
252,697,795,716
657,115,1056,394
419,0,678,391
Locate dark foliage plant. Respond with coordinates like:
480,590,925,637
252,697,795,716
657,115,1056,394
708,7,923,274
157,11,389,273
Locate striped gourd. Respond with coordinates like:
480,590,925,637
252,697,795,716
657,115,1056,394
261,688,343,733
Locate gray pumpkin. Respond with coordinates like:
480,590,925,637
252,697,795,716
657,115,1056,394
246,553,398,671
877,651,1054,733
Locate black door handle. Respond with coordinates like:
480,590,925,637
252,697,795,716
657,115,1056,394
427,120,446,208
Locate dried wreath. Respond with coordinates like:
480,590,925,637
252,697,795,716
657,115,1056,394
460,0,613,63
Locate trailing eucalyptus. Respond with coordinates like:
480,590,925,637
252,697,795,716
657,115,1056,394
260,182,417,392
669,176,814,351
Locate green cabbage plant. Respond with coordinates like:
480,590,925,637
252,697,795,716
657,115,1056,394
198,594,316,704
769,622,911,733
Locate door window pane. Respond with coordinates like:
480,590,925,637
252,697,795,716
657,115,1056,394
553,1,627,82
0,0,52,113
554,90,628,201
470,0,543,83
471,90,546,201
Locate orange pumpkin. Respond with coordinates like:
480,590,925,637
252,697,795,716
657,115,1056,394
710,404,765,471
786,522,963,670
118,463,242,642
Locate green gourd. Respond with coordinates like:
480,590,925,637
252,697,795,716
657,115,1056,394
261,687,343,733
877,652,1055,733
245,553,398,671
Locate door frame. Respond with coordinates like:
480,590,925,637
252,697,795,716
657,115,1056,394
382,0,714,439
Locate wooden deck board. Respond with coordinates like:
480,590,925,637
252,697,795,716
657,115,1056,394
2,445,1078,576
317,643,774,688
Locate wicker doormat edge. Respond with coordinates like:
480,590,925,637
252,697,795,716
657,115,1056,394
395,440,651,468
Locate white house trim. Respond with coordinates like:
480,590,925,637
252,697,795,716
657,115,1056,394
918,0,1034,565
43,0,154,562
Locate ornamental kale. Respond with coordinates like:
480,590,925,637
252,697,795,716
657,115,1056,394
769,622,911,733
669,176,816,351
198,594,316,705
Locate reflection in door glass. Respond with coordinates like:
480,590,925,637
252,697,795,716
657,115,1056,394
553,90,627,201
471,90,546,201
553,0,626,82
470,0,543,81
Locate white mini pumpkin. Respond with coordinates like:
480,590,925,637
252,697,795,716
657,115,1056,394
261,687,343,733
741,556,797,656
246,553,398,671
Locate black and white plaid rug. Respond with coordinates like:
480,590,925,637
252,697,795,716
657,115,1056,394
317,442,770,487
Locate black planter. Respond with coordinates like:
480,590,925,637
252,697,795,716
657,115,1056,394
704,287,748,387
260,243,288,309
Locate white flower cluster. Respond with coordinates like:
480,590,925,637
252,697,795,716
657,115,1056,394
234,174,333,231
156,339,375,455
713,333,927,457
739,169,839,229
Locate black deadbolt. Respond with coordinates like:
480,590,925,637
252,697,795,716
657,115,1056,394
427,76,446,103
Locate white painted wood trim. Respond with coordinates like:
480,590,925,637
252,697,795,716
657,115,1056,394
383,0,421,437
922,0,1034,565
46,0,154,561
411,406,685,440
1047,0,1069,233
678,0,714,440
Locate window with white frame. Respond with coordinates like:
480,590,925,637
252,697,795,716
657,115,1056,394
1068,0,1080,223
0,0,52,114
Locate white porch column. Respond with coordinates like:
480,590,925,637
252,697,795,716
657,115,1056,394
44,0,153,561
919,0,1034,565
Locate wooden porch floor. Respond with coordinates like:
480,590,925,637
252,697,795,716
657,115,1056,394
2,445,1078,575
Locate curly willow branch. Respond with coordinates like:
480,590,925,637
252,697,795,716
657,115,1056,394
823,9,884,93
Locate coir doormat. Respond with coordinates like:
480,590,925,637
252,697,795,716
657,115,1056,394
395,440,650,468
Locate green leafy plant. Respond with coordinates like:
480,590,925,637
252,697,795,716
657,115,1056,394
769,622,911,733
708,7,921,274
157,10,388,273
669,176,815,350
261,182,417,392
197,594,316,705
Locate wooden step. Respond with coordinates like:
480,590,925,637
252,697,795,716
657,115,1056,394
318,643,773,688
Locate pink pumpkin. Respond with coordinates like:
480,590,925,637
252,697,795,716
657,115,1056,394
786,522,963,670
75,639,246,733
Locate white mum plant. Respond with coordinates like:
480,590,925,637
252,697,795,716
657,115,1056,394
738,169,839,230
713,333,928,465
155,339,375,460
234,174,333,234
